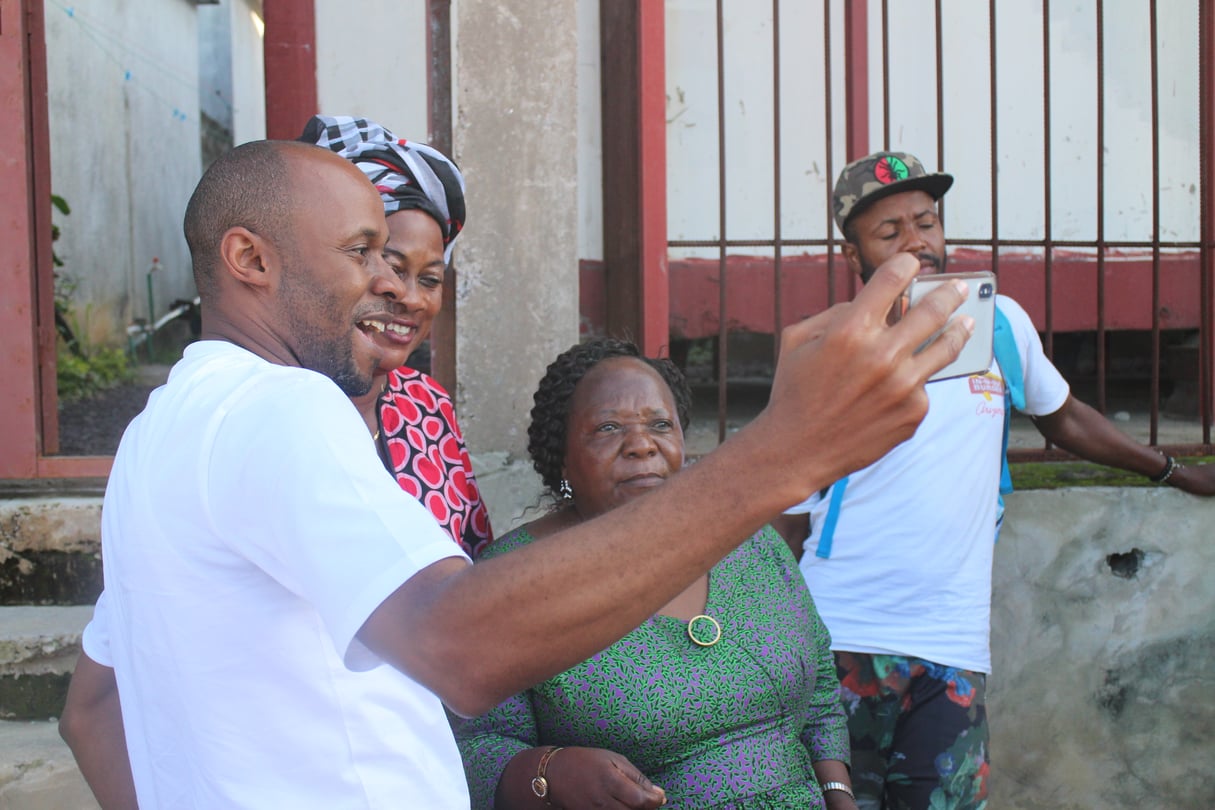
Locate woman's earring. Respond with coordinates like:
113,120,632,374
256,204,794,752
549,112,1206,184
559,479,573,500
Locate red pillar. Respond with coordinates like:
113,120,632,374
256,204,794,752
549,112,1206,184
600,0,669,357
0,0,44,476
262,0,318,140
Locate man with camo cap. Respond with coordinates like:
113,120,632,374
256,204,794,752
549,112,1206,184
781,150,1215,810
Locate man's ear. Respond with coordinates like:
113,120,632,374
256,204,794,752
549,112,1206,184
218,226,276,289
840,241,864,280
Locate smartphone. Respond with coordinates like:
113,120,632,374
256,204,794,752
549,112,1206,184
905,271,996,382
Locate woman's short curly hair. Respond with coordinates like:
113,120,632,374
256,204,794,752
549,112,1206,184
527,337,693,497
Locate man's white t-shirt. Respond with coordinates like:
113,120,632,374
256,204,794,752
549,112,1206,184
789,295,1069,673
85,341,470,808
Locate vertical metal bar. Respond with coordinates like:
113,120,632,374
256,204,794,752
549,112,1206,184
1201,0,1214,442
716,0,729,444
26,0,56,458
772,0,783,365
1042,0,1055,360
825,0,837,306
426,0,456,395
844,0,869,161
934,0,945,188
988,0,999,277
1148,0,1161,444
841,0,871,306
1095,0,1107,414
881,0,890,150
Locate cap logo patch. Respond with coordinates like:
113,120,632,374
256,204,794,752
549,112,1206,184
874,155,910,185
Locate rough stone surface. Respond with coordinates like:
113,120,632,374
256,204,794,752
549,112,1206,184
0,607,91,721
0,500,101,556
471,451,548,535
990,487,1215,809
0,720,97,810
0,501,103,607
0,607,92,675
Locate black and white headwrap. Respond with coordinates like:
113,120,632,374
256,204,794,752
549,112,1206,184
299,115,466,264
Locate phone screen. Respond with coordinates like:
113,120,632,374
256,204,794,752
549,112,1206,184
906,271,997,382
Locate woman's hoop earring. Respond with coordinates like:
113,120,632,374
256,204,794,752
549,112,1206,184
559,479,573,500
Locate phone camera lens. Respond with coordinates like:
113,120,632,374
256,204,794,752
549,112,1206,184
979,283,994,299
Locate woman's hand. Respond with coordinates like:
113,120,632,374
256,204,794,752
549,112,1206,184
544,746,666,809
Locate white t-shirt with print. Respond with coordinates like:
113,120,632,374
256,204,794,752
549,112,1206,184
84,341,470,808
788,295,1069,673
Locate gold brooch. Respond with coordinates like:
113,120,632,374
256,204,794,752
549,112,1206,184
687,614,722,647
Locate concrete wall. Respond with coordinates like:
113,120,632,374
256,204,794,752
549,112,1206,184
198,0,266,147
451,0,581,461
46,0,203,345
990,487,1215,809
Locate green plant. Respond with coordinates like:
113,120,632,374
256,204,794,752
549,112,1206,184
57,344,134,403
51,194,134,402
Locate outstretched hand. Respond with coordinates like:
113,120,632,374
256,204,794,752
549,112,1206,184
762,252,972,494
544,746,666,809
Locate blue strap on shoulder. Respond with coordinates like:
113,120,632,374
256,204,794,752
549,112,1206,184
814,475,849,559
993,304,1024,496
817,304,1027,557
993,303,1026,541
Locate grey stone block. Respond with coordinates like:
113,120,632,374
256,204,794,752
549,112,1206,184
0,607,92,721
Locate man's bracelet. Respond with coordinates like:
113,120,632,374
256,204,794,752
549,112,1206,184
821,781,855,799
1150,454,1179,484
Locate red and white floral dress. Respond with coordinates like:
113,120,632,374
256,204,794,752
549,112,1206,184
376,367,493,558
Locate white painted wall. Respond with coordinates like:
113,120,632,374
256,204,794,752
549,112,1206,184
314,0,429,142
229,0,266,145
46,0,203,344
199,0,265,145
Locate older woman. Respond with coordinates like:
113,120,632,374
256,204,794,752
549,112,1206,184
453,338,857,809
300,115,492,556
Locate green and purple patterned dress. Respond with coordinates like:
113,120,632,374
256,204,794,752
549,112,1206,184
452,525,849,808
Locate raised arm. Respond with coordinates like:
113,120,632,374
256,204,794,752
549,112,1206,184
360,253,972,717
1033,395,1215,495
59,653,138,810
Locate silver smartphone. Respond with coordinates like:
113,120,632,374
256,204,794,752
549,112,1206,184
905,271,997,382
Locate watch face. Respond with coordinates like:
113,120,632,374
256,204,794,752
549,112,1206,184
531,776,550,798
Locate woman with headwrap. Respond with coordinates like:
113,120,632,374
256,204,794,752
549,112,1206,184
300,115,492,557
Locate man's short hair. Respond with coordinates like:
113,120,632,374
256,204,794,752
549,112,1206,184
183,140,303,297
832,151,953,241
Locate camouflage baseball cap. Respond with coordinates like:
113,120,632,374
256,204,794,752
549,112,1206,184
833,152,953,234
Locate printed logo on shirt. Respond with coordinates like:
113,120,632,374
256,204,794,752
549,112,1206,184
971,372,1006,419
969,373,1005,401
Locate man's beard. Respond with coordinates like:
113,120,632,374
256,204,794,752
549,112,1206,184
859,250,946,283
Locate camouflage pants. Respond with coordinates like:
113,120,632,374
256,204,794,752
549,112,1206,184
835,651,989,810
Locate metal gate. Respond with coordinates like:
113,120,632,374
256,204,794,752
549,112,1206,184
660,0,1215,460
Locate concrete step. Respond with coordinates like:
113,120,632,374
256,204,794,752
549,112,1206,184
0,498,103,606
0,720,98,810
0,606,92,721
